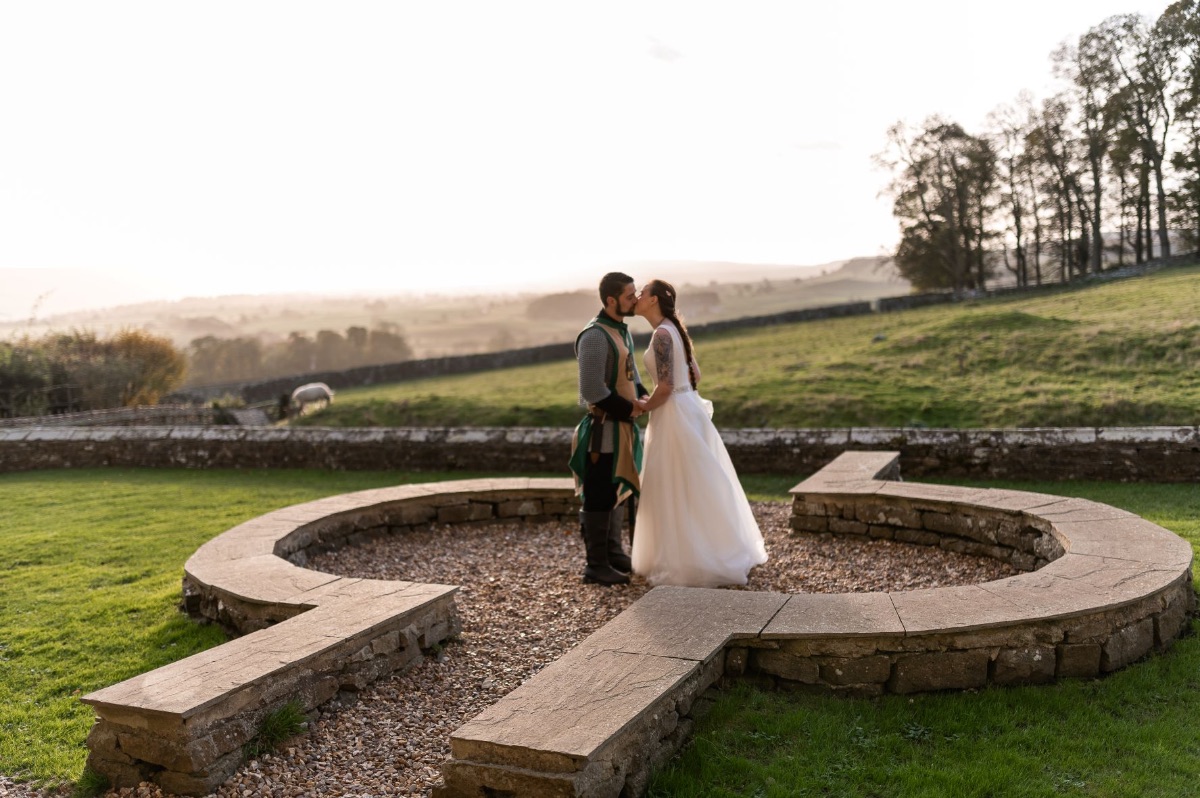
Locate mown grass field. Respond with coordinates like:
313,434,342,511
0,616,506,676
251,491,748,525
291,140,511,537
296,263,1200,429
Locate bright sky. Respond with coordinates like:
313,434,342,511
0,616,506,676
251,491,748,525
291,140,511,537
0,0,1174,313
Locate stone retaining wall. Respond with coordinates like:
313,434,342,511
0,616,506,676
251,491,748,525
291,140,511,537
6,425,1200,481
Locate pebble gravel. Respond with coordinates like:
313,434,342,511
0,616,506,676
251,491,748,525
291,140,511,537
9,503,1015,798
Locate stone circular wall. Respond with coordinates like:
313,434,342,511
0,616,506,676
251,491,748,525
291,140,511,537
764,455,1196,695
84,459,1197,797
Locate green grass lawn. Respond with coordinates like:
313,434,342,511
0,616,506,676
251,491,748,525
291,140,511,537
296,262,1200,429
648,479,1200,798
3,470,1199,795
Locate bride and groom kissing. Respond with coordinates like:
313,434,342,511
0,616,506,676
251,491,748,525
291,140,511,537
569,272,767,587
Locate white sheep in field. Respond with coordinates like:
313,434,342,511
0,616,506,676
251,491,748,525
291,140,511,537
290,382,335,414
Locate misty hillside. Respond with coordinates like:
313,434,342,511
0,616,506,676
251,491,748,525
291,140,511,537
2,257,909,381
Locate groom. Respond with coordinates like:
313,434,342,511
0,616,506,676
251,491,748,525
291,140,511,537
569,272,649,585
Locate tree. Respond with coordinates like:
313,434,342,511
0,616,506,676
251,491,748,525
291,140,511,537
1028,96,1087,281
315,330,348,370
108,329,188,405
0,329,186,414
188,336,264,384
1106,121,1144,265
1078,14,1177,260
1054,23,1131,274
366,324,413,363
1161,1,1200,247
988,95,1044,286
0,340,53,417
879,117,998,292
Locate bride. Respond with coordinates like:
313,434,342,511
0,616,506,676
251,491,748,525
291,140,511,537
630,279,768,587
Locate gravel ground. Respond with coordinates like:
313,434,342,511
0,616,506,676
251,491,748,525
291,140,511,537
10,503,1015,798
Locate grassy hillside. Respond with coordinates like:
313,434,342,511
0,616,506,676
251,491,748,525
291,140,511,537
297,263,1200,429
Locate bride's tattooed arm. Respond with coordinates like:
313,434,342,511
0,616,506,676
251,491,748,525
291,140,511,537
653,328,673,386
643,327,675,412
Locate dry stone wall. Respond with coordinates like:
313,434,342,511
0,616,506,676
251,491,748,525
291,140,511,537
0,404,218,428
4,425,1200,481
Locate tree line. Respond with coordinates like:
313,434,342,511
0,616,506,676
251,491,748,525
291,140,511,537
184,323,413,386
0,322,416,416
0,330,186,417
879,2,1200,292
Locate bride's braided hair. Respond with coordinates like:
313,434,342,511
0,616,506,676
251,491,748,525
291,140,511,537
648,279,698,389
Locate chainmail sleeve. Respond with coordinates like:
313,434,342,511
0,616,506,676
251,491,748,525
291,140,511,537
576,327,614,408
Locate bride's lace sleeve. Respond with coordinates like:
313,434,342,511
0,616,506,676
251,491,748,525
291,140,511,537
651,327,673,386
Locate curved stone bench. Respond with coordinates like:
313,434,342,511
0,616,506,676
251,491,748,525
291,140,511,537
80,458,1195,798
82,478,579,795
436,452,1195,797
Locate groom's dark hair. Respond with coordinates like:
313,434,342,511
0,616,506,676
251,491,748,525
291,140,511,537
598,272,634,306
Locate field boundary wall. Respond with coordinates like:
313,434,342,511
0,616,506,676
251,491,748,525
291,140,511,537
3,425,1199,482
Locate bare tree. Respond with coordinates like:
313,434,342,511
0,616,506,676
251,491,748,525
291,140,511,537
1054,27,1128,274
988,94,1045,286
1029,96,1086,282
1102,13,1178,258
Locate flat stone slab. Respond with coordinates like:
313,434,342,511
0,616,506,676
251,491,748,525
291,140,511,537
790,451,899,493
891,584,1031,634
1053,517,1194,566
450,647,700,772
84,583,456,721
577,586,788,661
185,555,344,606
763,592,904,637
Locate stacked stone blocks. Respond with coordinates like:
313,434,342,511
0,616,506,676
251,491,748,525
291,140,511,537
765,452,1195,698
8,424,1200,481
79,459,1194,798
439,452,1194,797
83,479,579,795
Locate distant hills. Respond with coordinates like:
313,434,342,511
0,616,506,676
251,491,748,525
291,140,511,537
2,256,910,365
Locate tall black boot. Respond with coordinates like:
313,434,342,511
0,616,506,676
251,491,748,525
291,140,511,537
607,504,632,574
581,510,630,585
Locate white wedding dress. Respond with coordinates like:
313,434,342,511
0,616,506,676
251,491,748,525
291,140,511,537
631,320,768,587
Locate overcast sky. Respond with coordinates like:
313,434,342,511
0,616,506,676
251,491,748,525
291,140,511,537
0,0,1175,314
